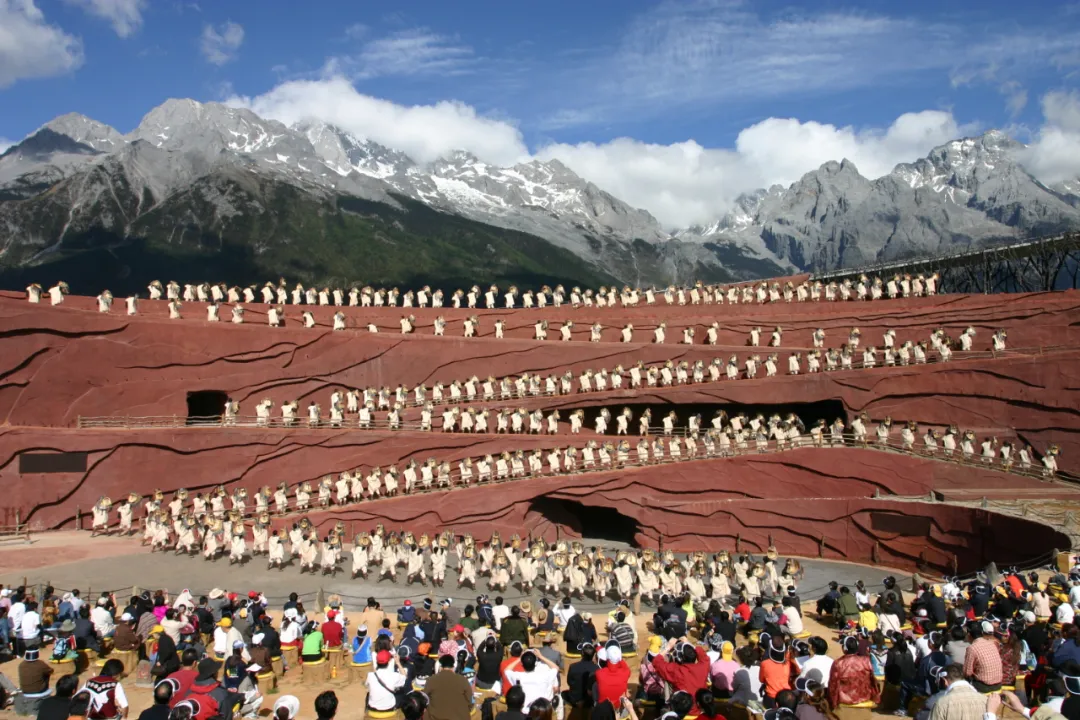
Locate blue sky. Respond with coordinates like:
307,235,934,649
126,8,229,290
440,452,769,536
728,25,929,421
1,0,1079,226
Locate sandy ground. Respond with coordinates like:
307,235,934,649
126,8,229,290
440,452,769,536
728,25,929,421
0,532,902,608
0,530,967,720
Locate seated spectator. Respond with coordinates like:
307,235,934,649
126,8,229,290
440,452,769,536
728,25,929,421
37,674,79,720
301,622,325,663
496,686,527,720
607,612,636,653
365,650,407,712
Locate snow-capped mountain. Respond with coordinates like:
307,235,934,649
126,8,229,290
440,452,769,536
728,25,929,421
682,130,1080,270
1,97,1078,290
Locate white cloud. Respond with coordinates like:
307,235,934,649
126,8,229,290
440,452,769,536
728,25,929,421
200,20,243,66
537,110,965,227
1020,91,1080,185
535,2,1080,130
64,0,145,37
0,137,12,154
226,76,529,166
229,74,977,227
999,81,1029,117
0,0,84,88
326,28,474,80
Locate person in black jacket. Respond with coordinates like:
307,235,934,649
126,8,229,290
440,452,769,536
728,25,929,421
151,632,181,681
925,587,948,625
474,636,503,691
885,635,917,692
563,643,598,710
258,617,281,657
73,605,100,653
969,577,991,617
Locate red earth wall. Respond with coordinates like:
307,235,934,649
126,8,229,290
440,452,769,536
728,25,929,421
1,289,1078,573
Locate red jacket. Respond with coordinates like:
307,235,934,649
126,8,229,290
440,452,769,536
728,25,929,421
166,668,198,708
595,660,631,706
653,647,711,712
321,620,344,648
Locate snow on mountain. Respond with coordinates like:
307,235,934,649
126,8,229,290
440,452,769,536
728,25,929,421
3,98,1079,281
684,131,1080,270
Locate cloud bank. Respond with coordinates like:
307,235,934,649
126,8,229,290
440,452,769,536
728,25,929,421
229,76,1080,228
0,0,84,88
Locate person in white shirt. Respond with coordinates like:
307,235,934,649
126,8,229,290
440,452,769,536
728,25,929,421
797,637,833,686
782,602,804,637
491,597,511,631
8,598,26,652
553,598,576,629
1069,580,1080,609
365,649,408,712
69,591,86,615
20,601,42,647
91,597,116,638
1057,602,1075,625
504,650,560,710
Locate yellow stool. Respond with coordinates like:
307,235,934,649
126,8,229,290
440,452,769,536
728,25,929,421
49,657,78,677
75,649,96,673
256,670,277,692
840,702,876,709
325,646,344,672
271,655,283,677
793,631,812,639
282,646,299,674
302,658,328,685
367,711,398,719
565,652,581,659
348,662,372,682
112,649,138,677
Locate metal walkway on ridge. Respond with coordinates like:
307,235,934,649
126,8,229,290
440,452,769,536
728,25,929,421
810,231,1080,293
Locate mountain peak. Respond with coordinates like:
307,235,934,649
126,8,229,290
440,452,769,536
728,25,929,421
40,113,124,153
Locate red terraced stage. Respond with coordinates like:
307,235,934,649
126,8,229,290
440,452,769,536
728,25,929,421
1,286,1078,574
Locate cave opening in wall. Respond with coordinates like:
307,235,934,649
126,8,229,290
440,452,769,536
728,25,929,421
559,399,848,431
186,390,228,424
529,497,642,546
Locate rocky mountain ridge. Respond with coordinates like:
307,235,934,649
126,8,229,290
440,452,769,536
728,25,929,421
1,98,1078,288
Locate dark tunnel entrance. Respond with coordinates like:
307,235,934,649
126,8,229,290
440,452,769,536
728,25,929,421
559,399,848,431
529,497,643,546
186,390,228,424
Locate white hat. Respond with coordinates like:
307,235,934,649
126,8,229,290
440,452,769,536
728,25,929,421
120,612,133,621
0,589,11,597
1022,611,1037,623
252,633,265,645
273,696,301,720
97,597,109,606
597,647,608,662
981,620,995,634
233,640,246,649
607,646,623,664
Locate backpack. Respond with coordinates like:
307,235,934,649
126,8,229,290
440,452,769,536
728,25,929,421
52,636,72,660
563,615,584,646
480,696,497,720
180,683,221,720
